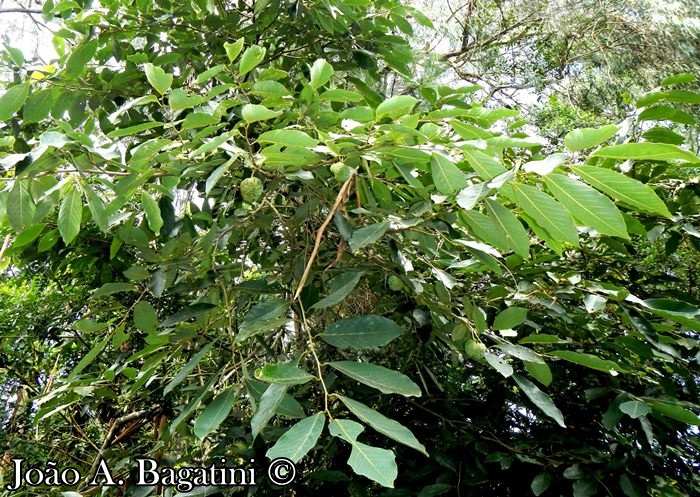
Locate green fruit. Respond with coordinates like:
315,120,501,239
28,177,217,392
388,275,403,291
330,162,352,182
464,340,486,359
240,177,263,203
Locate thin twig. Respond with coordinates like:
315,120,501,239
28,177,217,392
292,173,354,301
0,8,42,14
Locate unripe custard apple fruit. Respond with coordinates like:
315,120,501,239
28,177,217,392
240,177,263,203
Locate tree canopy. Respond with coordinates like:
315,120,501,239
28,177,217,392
0,1,699,496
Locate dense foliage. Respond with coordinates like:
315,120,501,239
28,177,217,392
1,1,699,496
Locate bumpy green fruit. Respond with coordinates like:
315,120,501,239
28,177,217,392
330,162,352,182
388,275,403,291
464,339,486,359
240,177,263,203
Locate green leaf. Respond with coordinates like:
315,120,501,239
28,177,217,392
0,83,30,122
251,383,287,438
245,378,305,419
619,400,651,419
573,479,598,497
40,131,71,148
163,342,215,395
189,131,234,157
252,80,290,98
619,475,645,497
319,89,363,102
6,46,25,67
150,268,166,298
94,282,137,298
205,160,233,195
498,342,545,364
431,153,467,195
123,265,150,282
255,363,315,385
563,124,618,152
106,121,165,138
484,199,530,258
573,166,671,218
182,112,220,130
266,413,325,463
337,396,427,455
133,301,158,333
349,221,390,252
637,89,700,107
493,307,528,330
513,374,566,428
531,472,552,496
409,7,434,28
329,419,398,488
320,315,404,349
647,400,700,425
460,210,510,252
551,350,623,373
376,95,418,121
592,143,699,163
7,180,36,229
58,188,83,245
235,299,290,343
169,89,205,111
456,183,490,210
159,303,218,328
143,63,173,95
66,336,110,381
417,484,452,497
463,149,507,180
12,223,46,248
310,59,334,89
241,103,281,123
637,298,700,331
141,192,164,234
661,73,696,86
520,334,565,344
523,153,567,176
65,40,97,79
169,375,218,434
194,387,237,440
224,38,245,62
311,271,364,310
451,120,493,140
513,183,579,246
239,45,266,76
257,129,318,147
195,64,226,85
484,352,513,378
524,360,553,387
638,105,696,125
642,127,685,145
329,361,421,397
544,174,628,238
23,89,57,123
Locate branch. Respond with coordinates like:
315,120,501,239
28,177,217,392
0,8,42,14
80,409,150,491
292,173,355,301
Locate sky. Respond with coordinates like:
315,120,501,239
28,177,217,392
2,0,57,65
